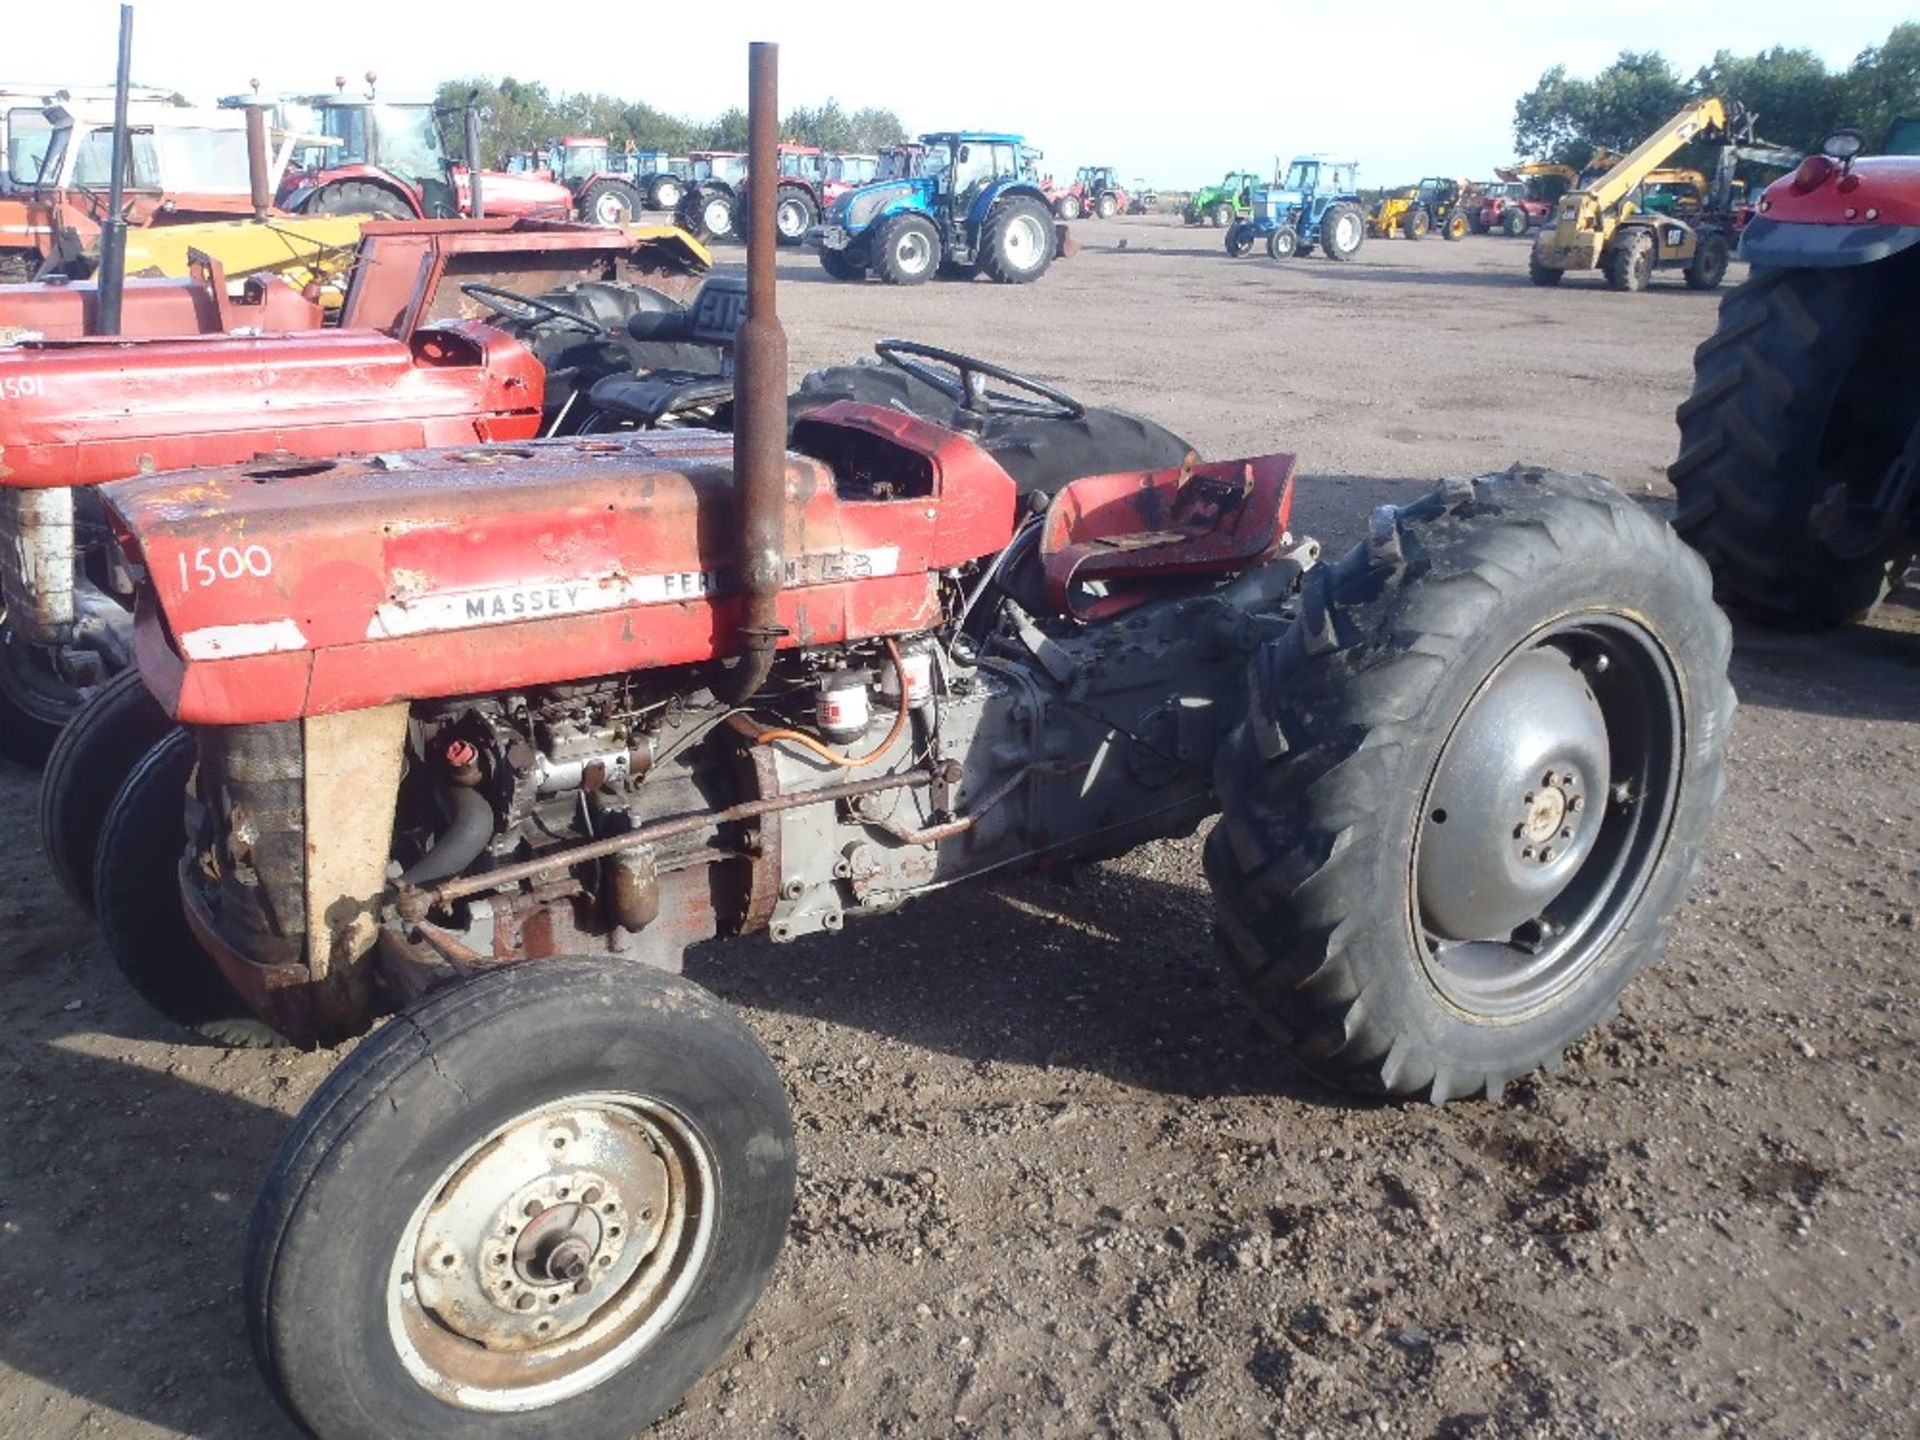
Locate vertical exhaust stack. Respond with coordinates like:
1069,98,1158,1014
719,40,790,703
245,103,272,221
95,2,136,336
464,94,485,219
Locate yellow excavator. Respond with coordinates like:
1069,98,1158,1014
1527,97,1796,292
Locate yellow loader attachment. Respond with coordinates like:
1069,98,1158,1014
122,214,371,308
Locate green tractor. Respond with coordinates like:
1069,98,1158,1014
1184,169,1261,227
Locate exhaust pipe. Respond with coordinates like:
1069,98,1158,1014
95,2,135,335
716,40,789,704
245,103,271,221
464,94,485,219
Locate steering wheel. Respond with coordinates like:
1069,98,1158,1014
460,283,604,335
874,339,1086,421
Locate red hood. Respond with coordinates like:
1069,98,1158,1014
1753,155,1920,227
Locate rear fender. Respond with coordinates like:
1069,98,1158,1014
966,180,1048,232
1740,156,1920,268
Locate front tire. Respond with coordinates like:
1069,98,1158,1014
1604,230,1653,292
1683,232,1729,291
772,186,817,246
246,959,796,1440
980,196,1055,284
1096,192,1118,219
1444,210,1469,241
1212,202,1235,228
1671,262,1919,626
39,668,172,910
1527,238,1565,286
1503,207,1529,238
1266,227,1298,260
1207,467,1734,1102
818,246,865,282
871,213,940,285
1225,220,1255,258
648,176,683,212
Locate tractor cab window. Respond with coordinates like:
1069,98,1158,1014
72,127,162,189
317,105,373,165
150,127,252,193
559,145,606,181
1281,160,1317,192
7,109,53,186
371,104,444,182
949,142,994,194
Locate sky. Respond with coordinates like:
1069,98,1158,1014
30,1,1917,185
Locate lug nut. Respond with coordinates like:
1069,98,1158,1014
1570,796,1586,813
1540,846,1555,862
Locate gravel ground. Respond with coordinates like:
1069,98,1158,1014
0,215,1915,1440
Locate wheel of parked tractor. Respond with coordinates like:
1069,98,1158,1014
648,176,683,212
871,213,940,285
818,246,866,282
39,668,173,911
1183,204,1200,226
1266,227,1298,260
1503,207,1530,238
94,732,283,1047
245,958,796,1440
1317,203,1364,261
1295,238,1315,257
1468,209,1487,234
1527,238,1565,285
0,615,84,766
302,180,415,219
579,177,644,227
675,188,734,243
1404,206,1430,240
1671,264,1920,627
1225,221,1256,258
1604,230,1653,292
772,186,817,246
1683,232,1730,292
980,196,1055,284
1096,192,1118,220
1055,194,1082,221
1207,466,1734,1102
1212,202,1235,228
1444,210,1470,241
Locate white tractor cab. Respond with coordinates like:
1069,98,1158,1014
10,101,320,204
0,84,176,192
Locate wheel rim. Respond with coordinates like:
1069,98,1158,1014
1410,614,1682,1018
703,198,731,235
776,198,806,237
387,1091,716,1413
1002,214,1045,269
895,228,933,274
1331,213,1359,252
657,182,680,209
594,193,629,225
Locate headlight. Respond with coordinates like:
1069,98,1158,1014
846,182,914,232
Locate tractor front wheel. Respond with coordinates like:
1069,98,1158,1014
1604,230,1653,292
818,246,866,282
1211,202,1235,228
1503,207,1530,238
1404,206,1430,240
773,186,817,246
1683,232,1730,291
1266,227,1297,260
1444,209,1470,241
1527,238,1565,285
648,176,683,212
245,958,796,1440
1207,467,1733,1102
872,214,941,285
1055,194,1082,221
980,197,1055,284
1225,221,1256,258
1096,191,1118,220
39,668,173,910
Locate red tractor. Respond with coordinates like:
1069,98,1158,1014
1672,126,1920,626
679,142,827,245
46,43,1735,1440
1046,163,1129,220
270,82,572,221
0,220,709,765
537,136,649,226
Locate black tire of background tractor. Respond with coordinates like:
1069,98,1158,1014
648,176,683,211
1683,232,1730,291
246,958,796,1440
1444,210,1469,241
818,246,866,281
39,668,173,911
871,213,940,285
1468,209,1487,234
1096,192,1118,219
1527,240,1565,285
1055,194,1081,221
790,363,1194,499
1183,205,1201,226
980,196,1055,284
1212,202,1234,228
94,733,283,1047
1671,261,1919,627
303,180,414,219
1504,208,1530,238
1604,230,1653,292
1206,467,1734,1102
1317,203,1364,261
1225,221,1255,258
772,185,817,245
579,176,643,226
1267,227,1297,260
1404,206,1429,240
674,188,734,243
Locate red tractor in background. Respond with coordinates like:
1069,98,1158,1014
42,42,1734,1440
820,151,879,207
264,78,572,221
678,142,829,245
1478,163,1575,236
525,137,649,225
1045,164,1129,219
1672,125,1920,627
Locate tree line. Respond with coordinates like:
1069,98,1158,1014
1514,22,1918,168
433,78,907,162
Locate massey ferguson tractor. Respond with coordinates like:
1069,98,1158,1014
47,43,1734,1440
1671,125,1920,627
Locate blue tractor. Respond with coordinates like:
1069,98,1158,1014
807,131,1058,285
1224,155,1367,262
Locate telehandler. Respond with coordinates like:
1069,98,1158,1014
57,42,1733,1440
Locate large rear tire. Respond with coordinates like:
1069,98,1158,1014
578,177,643,227
1503,207,1530,238
771,185,817,246
980,196,1054,284
1604,230,1653,292
1317,203,1364,261
39,668,172,911
246,958,796,1440
1671,262,1920,626
303,180,415,219
1225,220,1255,258
1683,232,1730,291
1207,467,1734,1102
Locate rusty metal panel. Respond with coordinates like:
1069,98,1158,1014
302,704,409,997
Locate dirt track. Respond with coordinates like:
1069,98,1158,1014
1,215,1916,1439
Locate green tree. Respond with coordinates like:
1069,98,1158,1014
1839,22,1920,142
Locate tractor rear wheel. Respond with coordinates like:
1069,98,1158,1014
1405,206,1430,240
1317,204,1364,261
40,668,173,911
580,177,643,227
1096,192,1118,220
1683,233,1730,291
1207,467,1733,1102
303,180,414,219
773,186,817,246
1503,207,1530,238
1212,202,1235,228
980,197,1055,284
1671,262,1919,627
871,214,940,285
1604,230,1653,292
1444,210,1469,241
648,176,683,211
818,246,866,282
1225,221,1255,258
246,958,796,1440
1527,239,1565,285
95,733,282,1046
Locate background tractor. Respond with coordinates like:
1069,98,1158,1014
1226,155,1365,261
670,150,749,240
627,151,692,211
1671,126,1920,627
1047,164,1128,220
808,130,1059,284
821,152,879,207
677,144,829,245
1478,163,1575,236
538,136,648,225
1366,185,1418,239
1403,176,1476,240
1185,169,1261,227
265,82,571,222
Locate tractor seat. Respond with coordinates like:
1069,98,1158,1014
585,275,747,426
1039,454,1297,621
587,370,735,427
